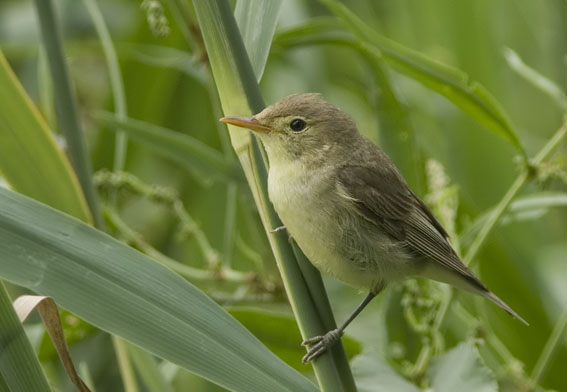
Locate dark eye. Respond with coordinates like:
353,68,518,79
290,118,306,132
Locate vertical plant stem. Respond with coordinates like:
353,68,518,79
82,0,128,172
37,48,55,128
206,72,240,268
193,1,356,390
531,304,567,385
33,0,103,228
462,173,529,268
223,183,238,266
113,338,139,392
127,343,174,392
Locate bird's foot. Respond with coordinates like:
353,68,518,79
270,225,286,233
301,329,343,363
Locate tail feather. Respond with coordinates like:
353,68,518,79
485,291,529,326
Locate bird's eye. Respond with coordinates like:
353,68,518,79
290,118,306,132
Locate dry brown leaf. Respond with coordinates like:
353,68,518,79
14,295,91,392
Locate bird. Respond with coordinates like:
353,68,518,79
220,93,527,364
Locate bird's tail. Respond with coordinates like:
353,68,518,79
484,291,529,326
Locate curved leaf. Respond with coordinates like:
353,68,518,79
428,341,497,392
352,353,420,392
278,7,525,154
0,51,90,223
95,112,245,184
235,0,281,81
0,188,317,392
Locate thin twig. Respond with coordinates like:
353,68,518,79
103,206,254,284
531,304,567,385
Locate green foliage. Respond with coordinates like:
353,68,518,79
0,187,316,392
0,52,90,223
0,283,51,392
428,341,497,392
0,0,565,391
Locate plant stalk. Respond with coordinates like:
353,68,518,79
193,1,356,390
33,0,103,228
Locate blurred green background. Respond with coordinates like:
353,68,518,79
1,0,565,391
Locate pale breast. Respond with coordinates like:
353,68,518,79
267,162,399,289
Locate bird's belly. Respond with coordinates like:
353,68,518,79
268,169,409,290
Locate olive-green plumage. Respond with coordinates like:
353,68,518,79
221,93,527,363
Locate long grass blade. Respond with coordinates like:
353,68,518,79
94,112,245,183
318,1,526,155
33,0,103,227
235,0,281,81
0,188,318,392
0,51,90,223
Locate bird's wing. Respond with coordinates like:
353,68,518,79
336,165,483,287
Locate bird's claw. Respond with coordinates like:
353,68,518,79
270,225,286,233
301,329,343,364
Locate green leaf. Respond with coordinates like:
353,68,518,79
118,43,208,85
428,341,497,392
0,51,90,223
229,307,362,371
33,0,103,226
235,0,282,81
0,283,51,392
290,3,526,154
127,343,174,392
94,112,245,184
0,188,317,392
351,354,420,392
461,192,567,245
504,48,567,111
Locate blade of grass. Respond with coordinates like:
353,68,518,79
81,0,128,171
113,338,139,392
0,51,90,223
531,303,567,385
0,187,318,392
78,4,134,385
461,192,567,245
94,112,245,183
318,0,526,157
193,1,355,390
235,0,281,81
504,48,567,111
33,0,103,227
0,283,51,392
37,48,55,127
118,43,208,85
127,343,175,392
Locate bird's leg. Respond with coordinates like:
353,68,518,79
302,291,377,363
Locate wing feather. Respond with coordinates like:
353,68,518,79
337,164,484,288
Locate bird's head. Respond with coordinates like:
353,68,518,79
220,93,358,165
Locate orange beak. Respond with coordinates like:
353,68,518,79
220,116,272,133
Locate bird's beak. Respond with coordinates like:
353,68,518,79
220,116,272,133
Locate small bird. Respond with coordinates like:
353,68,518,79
220,93,527,364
